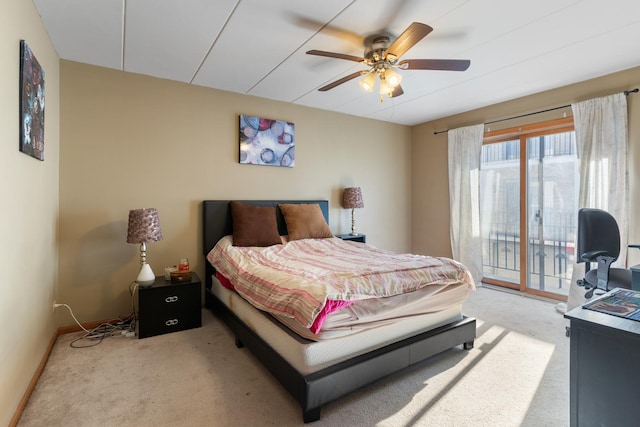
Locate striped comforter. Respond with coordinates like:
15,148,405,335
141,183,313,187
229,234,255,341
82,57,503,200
207,236,475,331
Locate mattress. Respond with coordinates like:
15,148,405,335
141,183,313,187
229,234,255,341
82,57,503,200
211,276,465,375
275,280,470,340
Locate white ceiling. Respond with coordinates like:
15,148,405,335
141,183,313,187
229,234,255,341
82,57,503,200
33,0,640,126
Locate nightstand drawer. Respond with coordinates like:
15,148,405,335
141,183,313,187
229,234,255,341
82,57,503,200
137,274,201,339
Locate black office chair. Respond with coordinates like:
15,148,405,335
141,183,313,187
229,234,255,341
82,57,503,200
576,208,632,299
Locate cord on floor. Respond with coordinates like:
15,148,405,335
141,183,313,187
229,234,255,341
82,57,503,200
57,282,139,348
68,314,136,348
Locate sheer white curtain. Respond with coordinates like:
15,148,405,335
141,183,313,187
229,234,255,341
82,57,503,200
566,93,628,310
448,124,485,283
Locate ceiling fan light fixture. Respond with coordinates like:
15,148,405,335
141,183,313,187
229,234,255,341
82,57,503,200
359,72,376,92
384,67,402,87
307,22,470,101
378,76,391,97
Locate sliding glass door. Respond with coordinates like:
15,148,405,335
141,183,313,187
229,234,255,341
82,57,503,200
526,131,578,295
480,119,577,300
480,139,521,284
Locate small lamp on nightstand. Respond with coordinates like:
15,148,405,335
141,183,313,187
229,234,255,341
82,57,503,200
127,208,163,287
343,187,364,236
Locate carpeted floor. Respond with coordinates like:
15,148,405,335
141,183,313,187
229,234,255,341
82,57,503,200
18,287,569,427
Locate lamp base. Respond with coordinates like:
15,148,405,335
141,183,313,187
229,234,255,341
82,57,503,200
350,208,357,235
136,262,156,287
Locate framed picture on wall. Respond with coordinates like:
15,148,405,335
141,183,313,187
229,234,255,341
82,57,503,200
19,40,45,161
239,115,295,167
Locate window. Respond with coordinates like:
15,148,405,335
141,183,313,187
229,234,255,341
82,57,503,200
480,118,577,300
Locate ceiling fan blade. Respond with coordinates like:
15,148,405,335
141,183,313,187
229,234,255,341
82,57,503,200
378,0,413,31
306,50,365,63
290,15,365,46
318,70,368,91
398,59,470,71
385,22,433,61
390,84,404,98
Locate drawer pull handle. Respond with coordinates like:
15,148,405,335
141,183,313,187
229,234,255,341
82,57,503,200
165,296,179,303
165,319,179,326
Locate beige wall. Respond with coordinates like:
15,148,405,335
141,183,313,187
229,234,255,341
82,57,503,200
58,61,412,324
411,66,640,266
4,3,639,421
0,0,59,425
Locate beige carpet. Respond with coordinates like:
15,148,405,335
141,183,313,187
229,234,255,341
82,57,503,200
18,287,569,427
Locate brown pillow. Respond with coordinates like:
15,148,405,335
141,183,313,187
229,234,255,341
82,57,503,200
230,201,282,247
279,203,333,241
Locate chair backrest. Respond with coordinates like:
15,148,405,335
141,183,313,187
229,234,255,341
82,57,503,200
576,208,621,263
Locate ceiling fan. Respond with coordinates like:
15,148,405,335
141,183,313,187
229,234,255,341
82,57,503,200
307,22,470,100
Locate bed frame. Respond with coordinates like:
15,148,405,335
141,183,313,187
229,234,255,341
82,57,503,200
202,200,476,423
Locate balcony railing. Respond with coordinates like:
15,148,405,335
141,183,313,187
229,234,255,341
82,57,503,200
482,213,576,293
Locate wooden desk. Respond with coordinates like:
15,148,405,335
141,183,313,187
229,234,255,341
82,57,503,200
565,301,640,427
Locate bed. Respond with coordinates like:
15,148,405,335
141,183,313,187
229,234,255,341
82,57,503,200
202,200,476,422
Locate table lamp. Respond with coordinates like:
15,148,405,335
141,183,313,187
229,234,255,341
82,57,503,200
127,208,163,286
343,187,364,235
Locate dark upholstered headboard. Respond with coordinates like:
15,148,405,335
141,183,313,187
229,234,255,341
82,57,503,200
201,200,329,292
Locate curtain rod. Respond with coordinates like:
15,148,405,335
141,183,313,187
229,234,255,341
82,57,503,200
433,88,639,135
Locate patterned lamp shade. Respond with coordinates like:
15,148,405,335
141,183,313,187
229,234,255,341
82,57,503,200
343,187,364,209
127,208,163,243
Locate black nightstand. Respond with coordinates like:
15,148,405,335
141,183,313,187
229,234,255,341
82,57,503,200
136,273,202,339
336,234,366,243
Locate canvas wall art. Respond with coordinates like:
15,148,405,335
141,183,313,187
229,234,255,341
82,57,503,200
19,40,45,161
239,115,295,167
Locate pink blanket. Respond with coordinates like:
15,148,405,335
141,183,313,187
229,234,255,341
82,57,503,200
216,271,353,333
208,236,475,333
